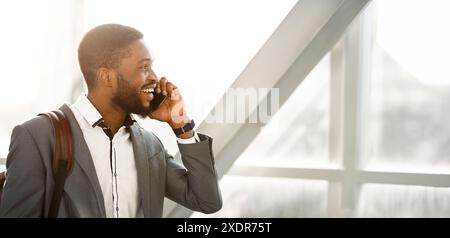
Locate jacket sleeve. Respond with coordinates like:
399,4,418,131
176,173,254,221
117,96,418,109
164,133,222,214
0,125,46,217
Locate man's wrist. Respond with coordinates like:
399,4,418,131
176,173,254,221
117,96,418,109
169,117,195,139
168,114,190,128
168,121,186,130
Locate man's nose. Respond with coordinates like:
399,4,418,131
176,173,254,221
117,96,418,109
147,69,158,82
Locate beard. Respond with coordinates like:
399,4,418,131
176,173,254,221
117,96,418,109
111,73,151,117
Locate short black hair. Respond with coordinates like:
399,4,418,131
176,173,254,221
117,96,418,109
78,24,143,89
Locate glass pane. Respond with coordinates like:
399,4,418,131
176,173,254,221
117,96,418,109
355,183,450,218
235,54,331,168
84,0,297,155
0,0,49,106
0,0,50,158
191,176,328,217
0,0,81,159
365,0,450,173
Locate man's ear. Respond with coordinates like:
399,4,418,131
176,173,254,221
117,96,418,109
96,68,114,88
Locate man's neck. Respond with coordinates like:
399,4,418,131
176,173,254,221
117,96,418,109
87,93,126,135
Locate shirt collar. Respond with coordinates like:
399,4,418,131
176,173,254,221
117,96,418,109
73,93,136,128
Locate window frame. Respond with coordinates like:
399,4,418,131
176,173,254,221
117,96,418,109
227,1,450,217
168,0,372,218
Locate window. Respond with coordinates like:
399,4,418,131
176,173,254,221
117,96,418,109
191,51,333,217
0,0,51,159
0,0,82,161
235,54,331,168
364,0,450,173
191,0,450,218
356,183,450,217
192,176,328,218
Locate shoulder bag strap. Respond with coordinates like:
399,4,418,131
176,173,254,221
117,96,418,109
38,110,73,218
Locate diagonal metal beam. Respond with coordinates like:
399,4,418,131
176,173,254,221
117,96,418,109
167,0,371,217
356,171,450,187
229,166,345,181
228,166,450,187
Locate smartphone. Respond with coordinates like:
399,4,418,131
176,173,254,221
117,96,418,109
149,91,167,112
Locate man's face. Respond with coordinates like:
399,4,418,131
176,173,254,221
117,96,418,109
110,39,158,117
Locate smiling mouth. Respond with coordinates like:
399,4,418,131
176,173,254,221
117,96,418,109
140,88,155,94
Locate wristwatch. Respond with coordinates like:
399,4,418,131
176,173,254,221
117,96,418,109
173,120,195,136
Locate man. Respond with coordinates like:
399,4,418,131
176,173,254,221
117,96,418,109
0,24,222,218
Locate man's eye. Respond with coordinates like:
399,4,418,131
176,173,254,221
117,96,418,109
141,65,149,72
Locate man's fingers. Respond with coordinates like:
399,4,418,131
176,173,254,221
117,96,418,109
166,82,177,93
170,88,181,101
157,77,181,100
160,77,168,95
166,82,181,98
156,79,161,94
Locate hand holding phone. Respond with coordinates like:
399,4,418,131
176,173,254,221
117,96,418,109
149,77,189,129
149,91,167,113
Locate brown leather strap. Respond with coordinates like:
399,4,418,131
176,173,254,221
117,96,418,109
38,110,73,177
53,110,73,176
38,110,73,218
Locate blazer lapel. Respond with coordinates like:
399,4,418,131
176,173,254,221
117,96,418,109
129,125,152,217
59,104,107,217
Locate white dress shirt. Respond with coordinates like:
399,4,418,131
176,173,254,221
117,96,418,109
70,94,198,218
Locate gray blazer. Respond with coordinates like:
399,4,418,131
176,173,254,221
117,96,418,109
0,104,222,217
